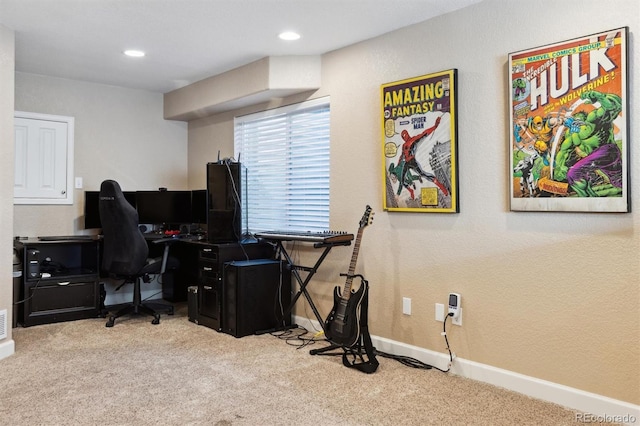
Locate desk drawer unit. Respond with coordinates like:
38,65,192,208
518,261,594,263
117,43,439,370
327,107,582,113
14,238,100,327
196,242,275,332
22,279,99,327
198,248,222,331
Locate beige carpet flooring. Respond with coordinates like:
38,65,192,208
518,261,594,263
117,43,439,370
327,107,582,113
0,304,601,425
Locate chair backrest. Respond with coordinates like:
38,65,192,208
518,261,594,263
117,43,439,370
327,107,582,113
99,179,148,276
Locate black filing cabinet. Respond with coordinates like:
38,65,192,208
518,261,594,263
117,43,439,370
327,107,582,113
196,241,274,331
14,238,101,327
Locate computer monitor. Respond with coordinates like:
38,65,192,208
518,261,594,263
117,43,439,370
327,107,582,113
191,189,207,224
136,190,192,225
84,190,137,229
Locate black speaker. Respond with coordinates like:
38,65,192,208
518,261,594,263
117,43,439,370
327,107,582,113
207,162,243,243
222,259,291,338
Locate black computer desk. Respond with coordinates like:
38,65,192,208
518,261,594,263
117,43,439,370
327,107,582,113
143,234,209,302
143,234,274,303
13,234,274,328
161,231,354,330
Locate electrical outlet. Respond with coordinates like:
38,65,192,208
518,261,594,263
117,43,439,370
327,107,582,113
435,303,445,322
451,308,462,326
402,297,411,315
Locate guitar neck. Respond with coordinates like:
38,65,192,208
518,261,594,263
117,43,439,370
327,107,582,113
343,227,364,296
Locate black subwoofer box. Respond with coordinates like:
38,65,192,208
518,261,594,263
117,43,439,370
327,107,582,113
222,259,291,338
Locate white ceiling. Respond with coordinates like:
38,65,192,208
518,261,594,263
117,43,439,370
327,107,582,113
0,0,481,94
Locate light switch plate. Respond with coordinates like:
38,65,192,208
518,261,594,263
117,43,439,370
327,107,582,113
402,297,411,315
435,303,445,322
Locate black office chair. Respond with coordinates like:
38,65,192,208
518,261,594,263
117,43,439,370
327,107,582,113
99,179,178,327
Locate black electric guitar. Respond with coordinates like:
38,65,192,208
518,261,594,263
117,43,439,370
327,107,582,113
324,205,374,347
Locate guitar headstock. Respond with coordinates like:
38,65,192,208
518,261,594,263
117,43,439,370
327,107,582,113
359,205,374,229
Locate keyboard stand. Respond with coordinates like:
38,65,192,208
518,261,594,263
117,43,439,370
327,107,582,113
266,239,352,333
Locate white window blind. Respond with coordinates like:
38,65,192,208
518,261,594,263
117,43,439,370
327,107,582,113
234,97,330,233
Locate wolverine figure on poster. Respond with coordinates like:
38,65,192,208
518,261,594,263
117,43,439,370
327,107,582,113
515,90,622,198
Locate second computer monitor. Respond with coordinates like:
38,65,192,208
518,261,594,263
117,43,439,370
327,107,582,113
136,190,192,225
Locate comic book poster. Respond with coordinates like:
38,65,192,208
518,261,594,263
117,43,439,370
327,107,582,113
509,28,629,212
382,69,458,213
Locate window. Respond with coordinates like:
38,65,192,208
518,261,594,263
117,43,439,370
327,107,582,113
234,97,330,233
14,111,74,205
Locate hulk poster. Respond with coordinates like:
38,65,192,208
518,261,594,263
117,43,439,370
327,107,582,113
509,28,629,212
381,69,458,213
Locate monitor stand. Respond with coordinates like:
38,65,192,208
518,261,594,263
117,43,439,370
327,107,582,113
240,233,258,244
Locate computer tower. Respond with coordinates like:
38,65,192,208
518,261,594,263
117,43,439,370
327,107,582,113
207,161,244,243
222,259,291,338
187,286,198,323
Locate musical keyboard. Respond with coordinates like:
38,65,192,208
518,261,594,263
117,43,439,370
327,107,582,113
255,230,354,244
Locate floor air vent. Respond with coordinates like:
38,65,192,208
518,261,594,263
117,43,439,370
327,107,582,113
0,309,7,340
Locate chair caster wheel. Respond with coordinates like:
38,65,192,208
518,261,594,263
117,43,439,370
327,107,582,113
152,315,160,325
106,317,115,327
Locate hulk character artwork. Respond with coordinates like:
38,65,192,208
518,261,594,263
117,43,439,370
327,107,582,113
552,90,623,197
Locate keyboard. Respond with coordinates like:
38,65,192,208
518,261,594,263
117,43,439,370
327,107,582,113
38,235,95,241
255,230,354,244
143,232,170,239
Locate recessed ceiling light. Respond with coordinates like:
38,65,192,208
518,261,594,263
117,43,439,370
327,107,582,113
278,31,301,41
124,50,145,58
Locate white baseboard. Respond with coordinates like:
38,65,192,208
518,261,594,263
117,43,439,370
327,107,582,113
294,316,640,426
0,338,15,361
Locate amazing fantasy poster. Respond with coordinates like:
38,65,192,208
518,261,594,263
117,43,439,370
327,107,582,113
382,69,458,213
509,28,629,212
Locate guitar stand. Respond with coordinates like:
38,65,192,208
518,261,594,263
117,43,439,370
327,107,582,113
310,275,379,374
